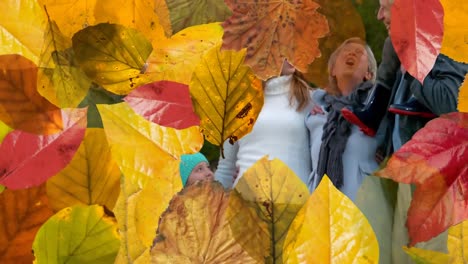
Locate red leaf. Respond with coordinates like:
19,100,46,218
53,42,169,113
390,0,444,83
0,108,87,189
123,80,200,129
376,112,468,246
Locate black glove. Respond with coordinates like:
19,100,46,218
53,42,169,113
376,37,401,90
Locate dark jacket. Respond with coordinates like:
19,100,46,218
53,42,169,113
378,53,468,156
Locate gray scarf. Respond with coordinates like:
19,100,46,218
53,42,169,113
316,81,373,188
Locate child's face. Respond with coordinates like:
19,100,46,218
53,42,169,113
186,162,214,186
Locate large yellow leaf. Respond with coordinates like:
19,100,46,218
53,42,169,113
37,19,92,108
440,0,468,63
46,128,121,212
303,0,366,88
154,0,173,37
39,0,166,42
0,0,46,63
150,180,258,263
32,205,120,264
97,102,202,187
145,23,224,85
72,23,153,95
404,220,468,263
0,185,53,263
114,174,179,264
458,74,468,112
190,43,263,147
283,176,379,263
230,156,309,263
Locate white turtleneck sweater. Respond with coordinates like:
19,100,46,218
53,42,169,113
215,75,313,188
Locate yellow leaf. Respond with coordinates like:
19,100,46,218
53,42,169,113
46,128,120,212
0,0,46,63
145,23,224,85
440,0,468,63
231,156,310,262
190,43,263,147
403,246,450,264
37,19,92,108
72,23,153,95
97,102,202,187
0,121,12,144
458,74,468,112
283,176,379,263
153,0,173,37
32,205,120,264
404,220,468,263
114,174,180,264
39,0,166,42
151,180,258,263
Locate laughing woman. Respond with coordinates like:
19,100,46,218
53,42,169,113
307,37,378,201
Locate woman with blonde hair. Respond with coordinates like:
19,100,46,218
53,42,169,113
306,37,378,201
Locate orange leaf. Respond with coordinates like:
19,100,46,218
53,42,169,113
0,54,62,134
0,185,54,263
376,112,468,246
222,0,329,80
458,74,468,113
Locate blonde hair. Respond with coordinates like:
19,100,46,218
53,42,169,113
326,37,377,96
289,71,312,111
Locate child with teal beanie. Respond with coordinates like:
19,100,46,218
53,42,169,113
179,152,214,187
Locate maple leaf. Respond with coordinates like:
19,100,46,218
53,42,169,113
390,0,444,83
376,112,468,246
222,0,329,80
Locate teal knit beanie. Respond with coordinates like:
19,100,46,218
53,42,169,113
179,153,209,186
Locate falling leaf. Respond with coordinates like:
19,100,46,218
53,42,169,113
0,121,12,144
403,220,468,263
283,176,379,263
0,0,46,63
0,54,62,134
222,0,329,80
230,156,309,262
37,18,92,108
72,23,153,95
376,112,468,246
458,74,468,112
440,0,468,64
390,0,444,83
165,0,231,34
124,81,200,129
151,180,258,263
303,0,366,88
145,23,223,85
46,128,120,212
0,108,87,189
114,174,180,263
190,43,263,147
0,185,54,263
97,102,202,187
32,205,120,264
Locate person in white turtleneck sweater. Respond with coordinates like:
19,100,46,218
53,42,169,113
215,60,314,189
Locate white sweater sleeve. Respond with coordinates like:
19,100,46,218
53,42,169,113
214,140,239,189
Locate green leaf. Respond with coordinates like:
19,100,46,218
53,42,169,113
72,23,153,95
32,205,120,264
